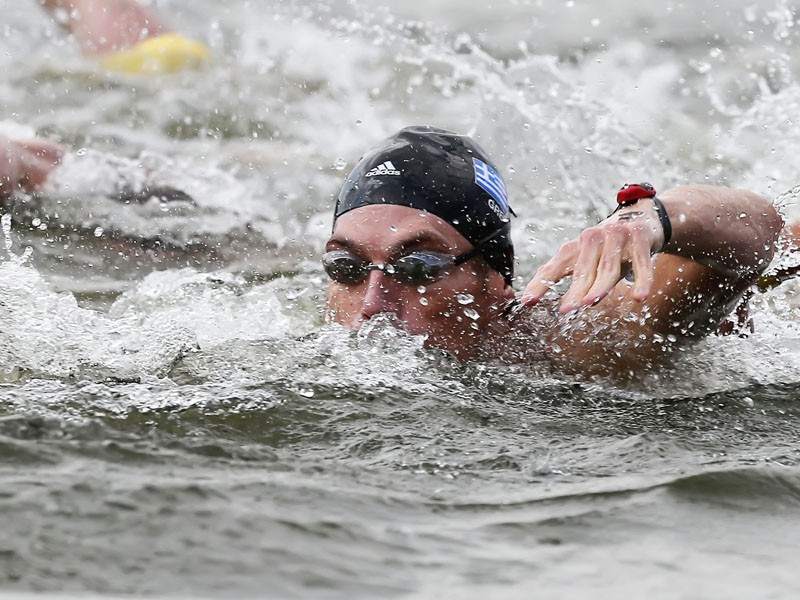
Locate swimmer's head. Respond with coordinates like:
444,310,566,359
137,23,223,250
334,126,515,285
325,126,516,359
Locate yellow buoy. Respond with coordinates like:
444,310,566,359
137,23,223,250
99,33,211,74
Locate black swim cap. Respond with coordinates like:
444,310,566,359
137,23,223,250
334,126,515,285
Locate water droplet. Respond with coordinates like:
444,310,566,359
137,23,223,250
333,157,348,170
419,297,429,306
694,61,711,74
1,214,13,253
738,212,747,218
463,307,480,320
76,148,87,156
31,218,41,227
355,119,363,126
584,146,593,154
93,227,104,237
470,322,480,330
456,293,474,305
390,225,398,232
417,286,427,294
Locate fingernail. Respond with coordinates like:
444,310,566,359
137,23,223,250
560,300,578,313
582,294,600,305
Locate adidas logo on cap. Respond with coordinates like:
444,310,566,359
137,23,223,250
365,161,401,177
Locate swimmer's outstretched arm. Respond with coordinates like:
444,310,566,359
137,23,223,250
523,185,782,313
519,185,782,374
0,135,63,200
38,0,169,55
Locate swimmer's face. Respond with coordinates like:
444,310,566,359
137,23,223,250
324,204,514,359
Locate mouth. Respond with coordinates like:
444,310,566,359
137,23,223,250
356,312,405,333
355,312,431,347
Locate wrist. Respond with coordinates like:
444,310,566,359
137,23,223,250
613,183,672,251
614,199,665,252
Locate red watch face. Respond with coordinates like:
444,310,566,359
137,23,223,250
617,183,657,205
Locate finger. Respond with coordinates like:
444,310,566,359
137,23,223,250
630,230,655,301
16,138,64,166
583,233,624,305
521,241,578,306
521,266,560,306
17,154,54,192
559,230,603,313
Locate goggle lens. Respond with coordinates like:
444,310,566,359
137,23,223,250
322,252,368,285
393,252,453,284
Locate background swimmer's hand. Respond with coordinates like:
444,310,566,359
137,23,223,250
520,200,665,314
0,135,64,199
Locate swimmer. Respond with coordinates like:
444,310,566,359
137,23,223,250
0,134,63,201
38,0,210,73
324,126,783,377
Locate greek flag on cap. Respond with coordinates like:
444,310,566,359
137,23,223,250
472,158,509,213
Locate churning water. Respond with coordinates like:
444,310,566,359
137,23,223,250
3,0,800,597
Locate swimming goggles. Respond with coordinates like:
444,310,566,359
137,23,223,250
323,227,506,286
322,249,478,286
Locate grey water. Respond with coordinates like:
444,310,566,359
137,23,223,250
3,0,800,597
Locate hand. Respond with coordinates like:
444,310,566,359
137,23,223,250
0,136,63,198
520,201,666,313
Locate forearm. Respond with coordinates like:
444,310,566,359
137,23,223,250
39,0,169,55
657,184,782,276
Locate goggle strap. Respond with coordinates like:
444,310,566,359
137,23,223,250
452,226,506,266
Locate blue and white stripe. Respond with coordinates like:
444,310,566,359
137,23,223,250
472,158,509,213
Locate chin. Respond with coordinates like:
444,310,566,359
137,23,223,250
424,330,483,360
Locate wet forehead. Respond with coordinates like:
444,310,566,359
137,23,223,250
328,204,472,254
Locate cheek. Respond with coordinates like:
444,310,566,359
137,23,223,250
405,292,456,322
411,275,483,324
325,285,360,319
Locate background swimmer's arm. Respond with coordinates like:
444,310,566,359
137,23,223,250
38,0,169,56
520,185,782,377
0,135,63,200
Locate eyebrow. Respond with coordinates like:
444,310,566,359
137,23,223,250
326,231,452,256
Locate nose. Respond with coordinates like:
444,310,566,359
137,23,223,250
359,269,403,321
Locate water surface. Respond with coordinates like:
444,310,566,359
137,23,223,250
3,0,800,597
